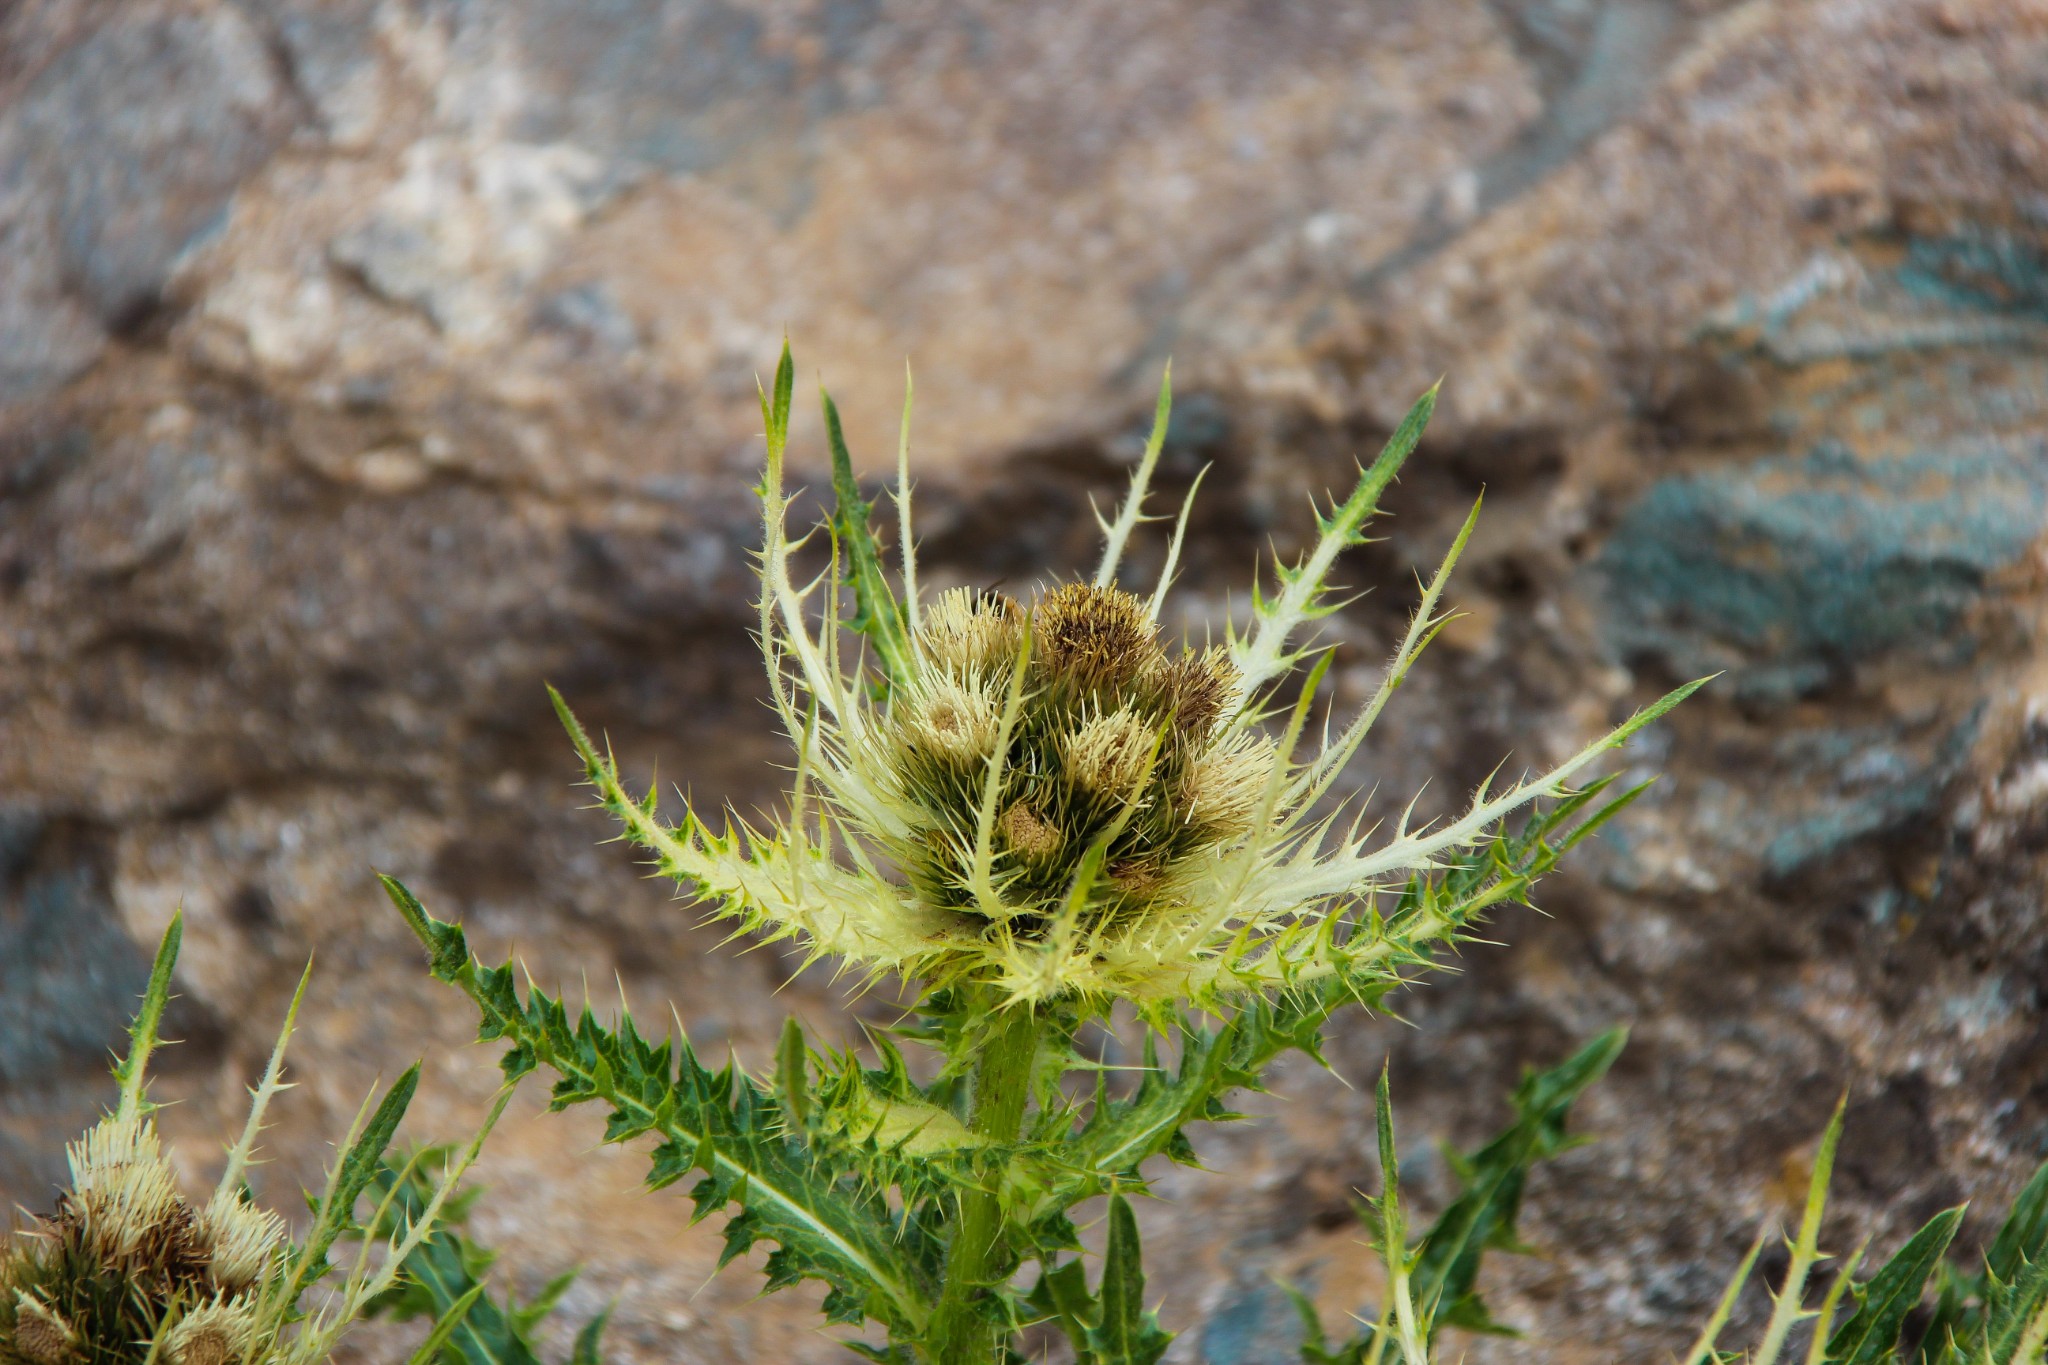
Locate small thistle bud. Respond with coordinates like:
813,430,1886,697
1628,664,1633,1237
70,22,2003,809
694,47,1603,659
1181,733,1272,839
1035,583,1160,691
1107,856,1164,898
63,1115,184,1266
1154,647,1235,740
998,802,1061,860
200,1192,287,1292
160,1298,255,1365
11,1293,76,1365
1063,707,1155,794
908,675,1001,765
919,588,1025,676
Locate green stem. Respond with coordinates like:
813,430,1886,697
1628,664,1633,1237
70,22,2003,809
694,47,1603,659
928,1001,1040,1365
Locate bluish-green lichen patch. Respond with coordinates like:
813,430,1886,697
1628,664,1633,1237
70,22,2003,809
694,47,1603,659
1598,437,2047,696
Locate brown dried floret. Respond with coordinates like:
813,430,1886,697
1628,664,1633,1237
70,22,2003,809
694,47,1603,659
1106,856,1167,898
1155,647,1236,739
10,1294,76,1365
1034,584,1160,691
998,802,1061,860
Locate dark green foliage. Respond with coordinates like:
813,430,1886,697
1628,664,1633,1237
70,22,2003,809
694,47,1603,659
1827,1208,1964,1364
1290,1031,1621,1364
382,876,945,1341
362,1156,609,1365
1909,1157,2048,1364
402,343,1710,1364
1680,1102,2048,1365
386,777,1630,1364
1281,1035,2048,1365
0,916,447,1365
822,387,916,695
1025,1198,1171,1365
291,1064,422,1302
1412,1029,1626,1338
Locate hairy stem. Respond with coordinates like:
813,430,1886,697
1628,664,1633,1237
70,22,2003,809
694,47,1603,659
928,1001,1040,1365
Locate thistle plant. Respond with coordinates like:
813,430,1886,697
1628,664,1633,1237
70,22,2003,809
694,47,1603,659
1675,1099,2048,1365
1301,1040,2048,1365
0,917,508,1365
387,343,1701,1364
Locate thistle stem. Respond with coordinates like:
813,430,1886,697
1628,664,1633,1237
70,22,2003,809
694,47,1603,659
928,1000,1039,1365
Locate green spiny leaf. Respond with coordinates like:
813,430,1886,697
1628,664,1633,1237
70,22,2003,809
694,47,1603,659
1410,1028,1626,1341
569,1308,611,1365
1083,1197,1172,1365
823,387,915,691
365,1157,603,1365
1231,383,1438,698
294,1062,421,1302
114,910,182,1120
1983,1255,2048,1364
1990,1160,2048,1288
1826,1206,1964,1364
1029,1256,1100,1358
405,1283,491,1365
385,877,939,1340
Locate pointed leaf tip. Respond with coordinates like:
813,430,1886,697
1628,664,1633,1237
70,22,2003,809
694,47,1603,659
381,874,468,981
548,684,600,764
116,910,185,1118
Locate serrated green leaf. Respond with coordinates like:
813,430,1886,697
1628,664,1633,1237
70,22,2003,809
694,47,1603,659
386,877,938,1340
1991,1161,2048,1289
1981,1254,2048,1362
293,1062,421,1302
364,1157,598,1365
1231,383,1437,699
823,388,915,691
114,910,182,1120
1410,1028,1626,1341
1827,1206,1965,1364
406,1282,490,1365
569,1308,611,1365
1082,1197,1172,1365
1029,1258,1101,1363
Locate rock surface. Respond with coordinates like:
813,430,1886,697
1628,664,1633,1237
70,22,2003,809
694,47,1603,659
5,0,2048,1360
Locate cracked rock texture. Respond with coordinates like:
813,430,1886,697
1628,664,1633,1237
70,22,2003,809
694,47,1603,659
5,0,2048,1360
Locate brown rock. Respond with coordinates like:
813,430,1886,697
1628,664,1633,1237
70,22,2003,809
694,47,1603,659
3,1,2046,1361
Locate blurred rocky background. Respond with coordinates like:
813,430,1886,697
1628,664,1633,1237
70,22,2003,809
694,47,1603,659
4,0,2048,1359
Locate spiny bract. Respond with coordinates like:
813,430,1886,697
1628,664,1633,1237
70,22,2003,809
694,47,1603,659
556,346,1699,1011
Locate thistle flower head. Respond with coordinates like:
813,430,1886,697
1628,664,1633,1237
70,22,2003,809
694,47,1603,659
562,348,1700,1013
875,583,1260,941
161,1298,257,1365
197,1194,286,1293
4,919,496,1365
61,1114,187,1269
